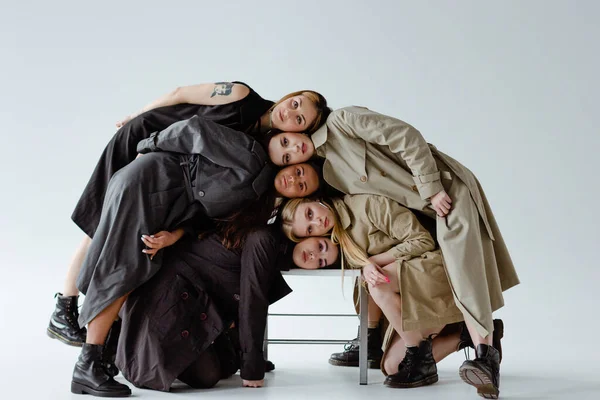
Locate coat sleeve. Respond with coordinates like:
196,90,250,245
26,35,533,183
365,196,436,260
237,229,280,381
332,107,444,200
136,115,256,170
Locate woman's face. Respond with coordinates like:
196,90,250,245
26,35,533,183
293,237,338,269
268,132,315,166
274,163,319,198
291,201,335,238
271,94,318,132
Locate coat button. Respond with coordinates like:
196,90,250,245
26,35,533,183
181,292,189,300
360,175,367,182
181,330,189,338
411,185,418,192
198,190,205,197
380,171,387,177
233,294,240,301
200,313,207,321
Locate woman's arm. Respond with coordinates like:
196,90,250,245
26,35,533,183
365,195,436,262
333,107,444,201
237,230,280,384
116,82,251,127
136,115,256,171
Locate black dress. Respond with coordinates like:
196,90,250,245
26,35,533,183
71,82,273,238
116,227,294,391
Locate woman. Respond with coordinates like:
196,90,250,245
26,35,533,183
116,222,294,392
283,106,517,398
48,81,330,347
69,116,323,397
290,235,503,386
282,195,465,389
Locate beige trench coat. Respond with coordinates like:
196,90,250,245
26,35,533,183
334,195,464,332
313,106,520,337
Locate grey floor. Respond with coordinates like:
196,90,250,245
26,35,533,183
5,329,600,400
4,272,599,399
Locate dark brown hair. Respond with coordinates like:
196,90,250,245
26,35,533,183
208,188,279,250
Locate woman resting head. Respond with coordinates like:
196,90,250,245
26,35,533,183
273,162,323,198
267,90,331,134
292,237,339,270
281,197,370,268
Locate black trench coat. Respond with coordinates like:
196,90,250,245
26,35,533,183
71,82,272,238
116,227,293,391
77,116,275,327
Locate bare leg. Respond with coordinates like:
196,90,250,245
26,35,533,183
367,294,383,327
383,332,461,375
62,235,92,296
465,319,493,347
368,263,441,347
86,295,128,345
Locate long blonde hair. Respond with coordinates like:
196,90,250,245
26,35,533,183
280,197,370,271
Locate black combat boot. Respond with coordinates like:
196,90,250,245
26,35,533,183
384,337,438,388
47,293,87,346
102,319,121,377
457,319,504,363
328,326,383,369
71,343,131,397
459,344,501,399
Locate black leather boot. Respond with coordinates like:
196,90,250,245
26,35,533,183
459,344,500,399
328,326,383,368
384,337,438,388
457,319,504,363
47,293,87,347
102,320,121,377
71,343,131,397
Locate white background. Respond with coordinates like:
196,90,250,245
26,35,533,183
1,1,599,398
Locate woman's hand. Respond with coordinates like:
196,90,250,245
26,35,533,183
430,190,452,217
141,229,184,259
242,379,264,388
363,263,390,287
116,114,135,128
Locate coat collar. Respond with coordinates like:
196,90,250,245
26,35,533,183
311,124,328,156
332,198,352,230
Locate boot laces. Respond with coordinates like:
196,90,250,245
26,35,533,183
398,348,418,371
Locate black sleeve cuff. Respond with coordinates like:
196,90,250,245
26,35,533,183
240,350,265,381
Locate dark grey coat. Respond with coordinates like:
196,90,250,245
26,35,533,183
116,228,293,391
77,116,275,327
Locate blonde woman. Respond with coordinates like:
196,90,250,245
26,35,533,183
282,194,468,389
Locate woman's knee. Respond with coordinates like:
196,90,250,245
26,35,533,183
178,348,221,389
368,282,393,304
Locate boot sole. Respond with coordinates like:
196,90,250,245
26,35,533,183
46,328,84,347
459,364,499,399
71,381,131,397
328,359,381,369
384,373,439,388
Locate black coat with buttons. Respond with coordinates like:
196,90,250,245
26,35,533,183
76,115,276,328
137,114,276,218
116,228,293,391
